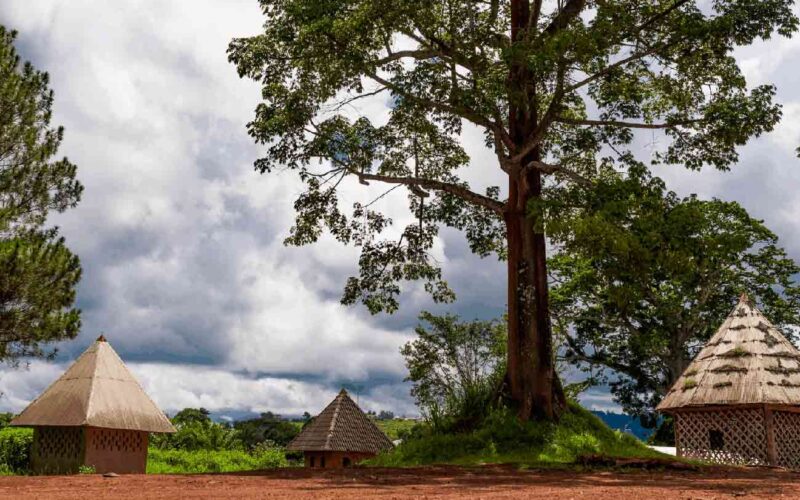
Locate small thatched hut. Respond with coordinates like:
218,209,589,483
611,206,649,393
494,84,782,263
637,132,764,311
10,336,176,474
287,389,393,468
658,294,800,468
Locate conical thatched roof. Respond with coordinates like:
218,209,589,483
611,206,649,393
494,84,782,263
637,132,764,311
11,336,176,433
287,389,393,454
658,294,800,412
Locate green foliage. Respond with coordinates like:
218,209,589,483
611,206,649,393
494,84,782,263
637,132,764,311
0,413,13,427
234,412,300,449
0,231,82,362
548,165,800,425
228,0,797,315
647,417,675,446
171,408,212,426
401,312,505,431
369,402,660,467
0,26,83,364
146,448,288,474
374,419,417,441
77,465,96,474
0,427,32,474
151,409,242,451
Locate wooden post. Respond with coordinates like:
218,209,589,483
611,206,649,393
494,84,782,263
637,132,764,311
673,412,682,458
765,405,777,466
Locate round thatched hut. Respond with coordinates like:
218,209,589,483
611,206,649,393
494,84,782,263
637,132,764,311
287,389,393,468
10,336,176,474
658,294,800,468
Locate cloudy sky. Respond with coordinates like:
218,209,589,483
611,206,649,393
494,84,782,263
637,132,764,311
0,1,798,419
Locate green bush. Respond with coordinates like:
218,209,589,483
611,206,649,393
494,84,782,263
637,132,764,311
146,447,288,474
0,427,33,474
370,402,662,467
150,420,243,451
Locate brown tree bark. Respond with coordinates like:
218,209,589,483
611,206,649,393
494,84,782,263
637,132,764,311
505,166,567,421
503,0,566,421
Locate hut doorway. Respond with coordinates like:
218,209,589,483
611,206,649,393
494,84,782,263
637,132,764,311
342,457,352,467
709,430,725,451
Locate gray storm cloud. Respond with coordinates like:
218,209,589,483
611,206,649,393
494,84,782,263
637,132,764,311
0,0,798,417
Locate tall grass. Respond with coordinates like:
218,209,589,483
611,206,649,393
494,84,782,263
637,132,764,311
147,448,288,474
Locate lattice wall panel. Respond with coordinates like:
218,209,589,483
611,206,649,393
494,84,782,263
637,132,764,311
36,427,83,460
774,411,800,469
676,408,767,466
89,428,146,453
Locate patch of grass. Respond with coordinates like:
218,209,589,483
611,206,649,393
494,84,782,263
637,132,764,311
683,378,698,390
147,448,288,474
367,402,664,468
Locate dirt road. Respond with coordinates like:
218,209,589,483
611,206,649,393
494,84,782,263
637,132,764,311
2,465,799,499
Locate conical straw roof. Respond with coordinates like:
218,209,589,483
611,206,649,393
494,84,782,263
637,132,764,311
11,336,175,433
287,389,393,454
658,294,800,412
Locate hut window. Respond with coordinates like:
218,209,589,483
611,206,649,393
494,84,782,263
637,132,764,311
342,457,351,467
310,456,315,468
320,456,326,468
709,429,725,450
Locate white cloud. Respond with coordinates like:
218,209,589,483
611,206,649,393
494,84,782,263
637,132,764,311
0,360,418,418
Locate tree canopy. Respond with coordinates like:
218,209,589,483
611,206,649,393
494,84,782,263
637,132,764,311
0,27,82,364
549,166,800,424
229,0,798,420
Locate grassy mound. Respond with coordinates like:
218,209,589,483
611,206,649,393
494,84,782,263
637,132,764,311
369,402,664,467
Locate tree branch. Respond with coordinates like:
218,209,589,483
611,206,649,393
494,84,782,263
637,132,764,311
525,159,591,186
541,0,587,37
556,117,701,129
365,70,515,152
353,169,505,214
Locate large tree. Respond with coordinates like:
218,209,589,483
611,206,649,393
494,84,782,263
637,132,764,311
548,165,800,424
0,27,83,363
229,0,797,420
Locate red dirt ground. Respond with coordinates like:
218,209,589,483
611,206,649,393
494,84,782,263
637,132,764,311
2,465,799,499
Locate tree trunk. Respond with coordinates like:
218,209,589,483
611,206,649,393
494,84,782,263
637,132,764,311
503,0,566,421
505,166,566,421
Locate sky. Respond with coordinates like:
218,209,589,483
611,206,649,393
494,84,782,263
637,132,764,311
0,0,799,420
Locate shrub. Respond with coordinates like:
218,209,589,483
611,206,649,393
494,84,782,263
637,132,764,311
0,427,33,474
151,420,243,451
147,447,288,474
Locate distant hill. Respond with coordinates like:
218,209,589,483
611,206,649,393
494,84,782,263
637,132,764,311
591,411,652,441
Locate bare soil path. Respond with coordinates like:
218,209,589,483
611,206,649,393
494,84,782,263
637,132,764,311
1,465,799,499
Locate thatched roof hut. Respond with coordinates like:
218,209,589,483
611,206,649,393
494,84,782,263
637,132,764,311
287,389,393,468
658,294,800,467
11,336,175,474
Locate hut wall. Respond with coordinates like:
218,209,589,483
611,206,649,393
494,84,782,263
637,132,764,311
774,410,800,469
303,451,375,468
674,407,767,465
83,427,148,474
31,426,86,474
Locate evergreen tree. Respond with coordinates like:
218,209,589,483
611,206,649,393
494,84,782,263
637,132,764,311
0,27,83,364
